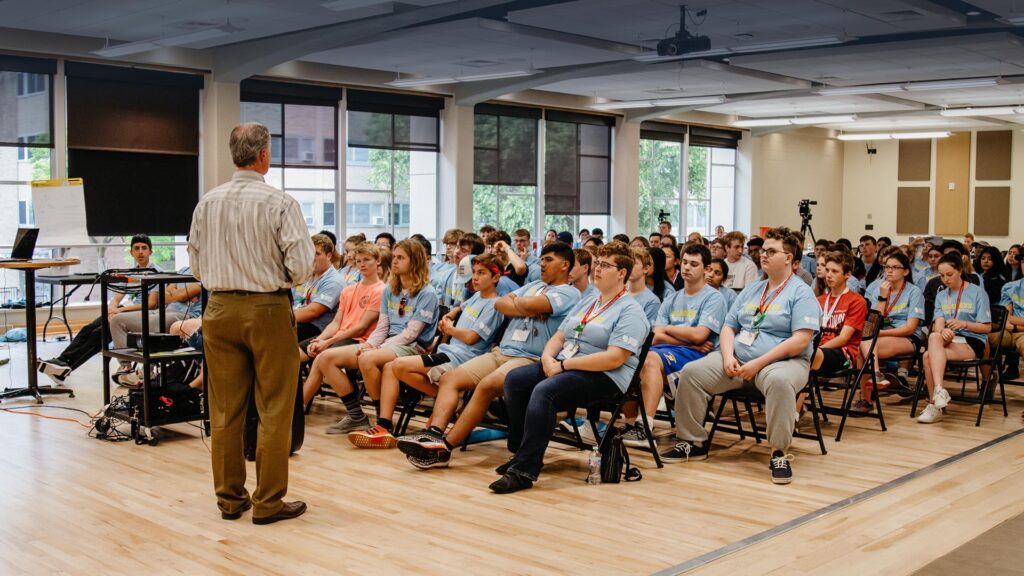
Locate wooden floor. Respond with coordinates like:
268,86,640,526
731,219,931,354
1,340,1023,575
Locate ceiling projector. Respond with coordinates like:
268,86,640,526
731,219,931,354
657,6,711,56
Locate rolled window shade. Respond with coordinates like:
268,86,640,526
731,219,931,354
688,125,741,149
240,79,342,106
640,121,688,143
347,89,444,117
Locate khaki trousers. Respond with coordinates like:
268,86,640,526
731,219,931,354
204,291,298,517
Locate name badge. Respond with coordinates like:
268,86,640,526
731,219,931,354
952,336,967,344
737,330,757,346
562,341,579,358
511,329,529,342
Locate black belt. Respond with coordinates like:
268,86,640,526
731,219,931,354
213,289,290,296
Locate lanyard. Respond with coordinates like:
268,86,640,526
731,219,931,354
751,275,792,329
574,287,626,335
945,283,965,322
882,282,906,318
821,288,847,327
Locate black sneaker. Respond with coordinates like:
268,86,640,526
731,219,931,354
769,450,793,484
489,472,533,494
1003,364,1020,382
495,457,514,475
407,450,451,470
396,431,451,462
659,441,708,463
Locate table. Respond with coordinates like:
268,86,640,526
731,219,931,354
36,273,99,342
0,259,81,403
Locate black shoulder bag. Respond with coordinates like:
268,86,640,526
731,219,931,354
599,429,642,483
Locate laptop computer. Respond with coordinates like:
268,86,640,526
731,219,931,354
0,228,39,263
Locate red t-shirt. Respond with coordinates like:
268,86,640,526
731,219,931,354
817,290,868,363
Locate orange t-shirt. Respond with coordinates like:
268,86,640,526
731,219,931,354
337,280,385,342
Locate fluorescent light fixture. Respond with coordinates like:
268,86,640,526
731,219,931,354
1000,15,1024,25
790,114,857,124
837,131,951,141
817,83,905,96
454,70,538,82
733,118,791,127
321,0,388,9
386,76,457,87
632,48,730,62
940,106,1020,117
589,95,725,110
904,77,1000,91
91,40,163,57
730,35,846,53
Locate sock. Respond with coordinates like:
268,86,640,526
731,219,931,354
340,391,365,418
377,418,393,432
372,400,381,417
441,437,454,451
426,425,444,436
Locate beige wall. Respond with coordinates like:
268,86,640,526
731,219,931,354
748,128,844,240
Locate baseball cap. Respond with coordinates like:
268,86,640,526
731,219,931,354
556,231,574,244
454,254,474,285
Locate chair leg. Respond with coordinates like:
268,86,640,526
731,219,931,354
805,385,827,455
836,375,858,442
731,398,746,440
637,397,663,468
910,369,926,418
706,396,728,448
743,398,760,443
872,371,887,432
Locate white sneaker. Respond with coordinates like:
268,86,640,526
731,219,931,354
933,387,951,409
917,403,943,424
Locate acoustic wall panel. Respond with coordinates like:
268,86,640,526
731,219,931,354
975,130,1012,181
974,186,1010,236
934,132,970,235
898,139,931,181
897,187,930,235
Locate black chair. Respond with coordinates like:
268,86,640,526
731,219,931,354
812,309,886,441
391,310,462,435
910,305,1009,425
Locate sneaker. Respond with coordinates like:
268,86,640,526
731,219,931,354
917,403,943,424
406,450,451,470
933,387,952,409
348,424,397,449
874,372,891,388
495,457,514,475
659,441,708,463
37,358,71,385
1003,364,1020,382
769,450,794,484
557,416,586,433
113,370,142,389
577,421,607,446
489,472,533,494
621,423,650,448
397,430,450,462
325,413,370,435
849,399,874,416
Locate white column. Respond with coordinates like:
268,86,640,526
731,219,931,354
200,76,240,194
611,118,640,236
439,102,474,232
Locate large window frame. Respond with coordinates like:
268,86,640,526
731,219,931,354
473,103,541,237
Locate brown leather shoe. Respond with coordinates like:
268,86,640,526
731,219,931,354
252,501,307,525
220,499,252,520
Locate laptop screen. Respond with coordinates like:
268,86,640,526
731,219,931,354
10,228,39,259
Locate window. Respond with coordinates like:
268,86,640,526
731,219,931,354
301,201,315,226
473,104,540,236
686,146,737,237
17,73,47,96
323,202,336,227
638,138,682,235
18,200,34,226
346,147,369,165
543,111,612,230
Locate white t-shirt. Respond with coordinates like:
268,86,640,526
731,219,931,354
724,256,758,290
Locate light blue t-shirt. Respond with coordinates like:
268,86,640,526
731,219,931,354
381,284,439,348
498,281,581,359
718,285,737,312
865,281,926,339
557,293,650,392
656,284,727,348
1000,278,1024,318
847,276,865,295
339,265,362,286
581,283,598,302
430,262,457,307
166,266,202,319
656,282,676,302
914,270,938,292
934,282,991,343
526,255,541,284
802,254,817,276
295,266,344,331
726,276,821,363
437,292,504,366
632,287,661,325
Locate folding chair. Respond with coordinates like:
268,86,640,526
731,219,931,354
392,310,463,434
910,305,1009,425
812,309,886,441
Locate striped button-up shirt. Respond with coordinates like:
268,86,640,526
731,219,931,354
188,170,314,292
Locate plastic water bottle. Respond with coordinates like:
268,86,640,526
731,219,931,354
587,447,602,485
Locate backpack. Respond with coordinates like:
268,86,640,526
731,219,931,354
599,428,642,483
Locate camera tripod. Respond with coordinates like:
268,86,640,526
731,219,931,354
800,216,816,246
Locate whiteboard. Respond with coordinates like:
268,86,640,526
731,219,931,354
31,178,91,247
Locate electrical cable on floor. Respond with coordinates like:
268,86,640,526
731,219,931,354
0,405,97,428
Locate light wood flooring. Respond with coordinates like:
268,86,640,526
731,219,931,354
1,340,1023,575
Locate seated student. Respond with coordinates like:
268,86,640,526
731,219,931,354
339,234,366,285
649,232,663,248
628,247,662,324
976,245,1008,306
489,242,649,493
578,228,591,247
710,237,727,261
814,238,831,262
1005,245,1022,282
991,254,1024,380
375,232,396,250
663,244,684,291
38,234,161,384
541,229,557,251
478,224,496,244
915,243,943,292
624,243,725,446
859,250,925,395
662,227,819,485
747,237,764,273
630,236,651,250
349,254,505,448
877,236,892,252
583,236,604,249
923,241,980,328
444,233,485,308
514,228,542,283
860,235,882,285
791,251,814,286
707,258,737,311
428,229,462,303
811,251,868,405
659,220,672,236
487,231,528,287
661,234,678,248
315,240,439,434
591,228,605,241
686,231,703,245
300,242,385,404
918,253,992,423
168,317,205,390
395,243,580,469
569,248,597,301
647,246,674,302
613,233,630,244
723,231,757,290
813,254,828,297
293,233,344,342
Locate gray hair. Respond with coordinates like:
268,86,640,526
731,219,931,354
229,122,270,167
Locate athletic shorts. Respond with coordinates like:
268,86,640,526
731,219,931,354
964,336,986,359
651,344,707,400
817,348,852,376
417,353,455,384
383,343,425,358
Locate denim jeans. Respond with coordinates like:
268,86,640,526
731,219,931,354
503,362,621,481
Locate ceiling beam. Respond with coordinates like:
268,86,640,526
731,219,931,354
475,18,645,55
623,89,811,123
694,60,813,89
453,58,641,106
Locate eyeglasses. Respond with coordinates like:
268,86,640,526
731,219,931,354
883,265,906,271
762,248,784,258
594,260,618,271
398,295,408,317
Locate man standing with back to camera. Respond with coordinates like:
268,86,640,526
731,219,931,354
188,122,314,525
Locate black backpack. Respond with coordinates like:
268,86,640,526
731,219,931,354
599,429,642,483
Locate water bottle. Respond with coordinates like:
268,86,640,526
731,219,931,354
587,447,602,485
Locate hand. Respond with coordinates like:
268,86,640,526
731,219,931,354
736,358,763,381
440,316,454,334
941,328,954,343
723,355,741,377
691,341,714,354
879,280,892,298
542,355,561,377
493,240,509,253
107,307,123,320
357,342,377,355
307,339,324,356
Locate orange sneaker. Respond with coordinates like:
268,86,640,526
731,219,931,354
348,425,397,449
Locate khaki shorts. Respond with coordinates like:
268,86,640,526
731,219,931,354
426,362,455,384
458,347,537,385
384,343,424,358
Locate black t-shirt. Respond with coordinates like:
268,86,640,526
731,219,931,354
504,263,527,287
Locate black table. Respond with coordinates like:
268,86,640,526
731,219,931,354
36,273,98,342
0,259,80,403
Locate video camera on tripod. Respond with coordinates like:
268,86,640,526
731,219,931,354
798,199,818,245
657,209,670,223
